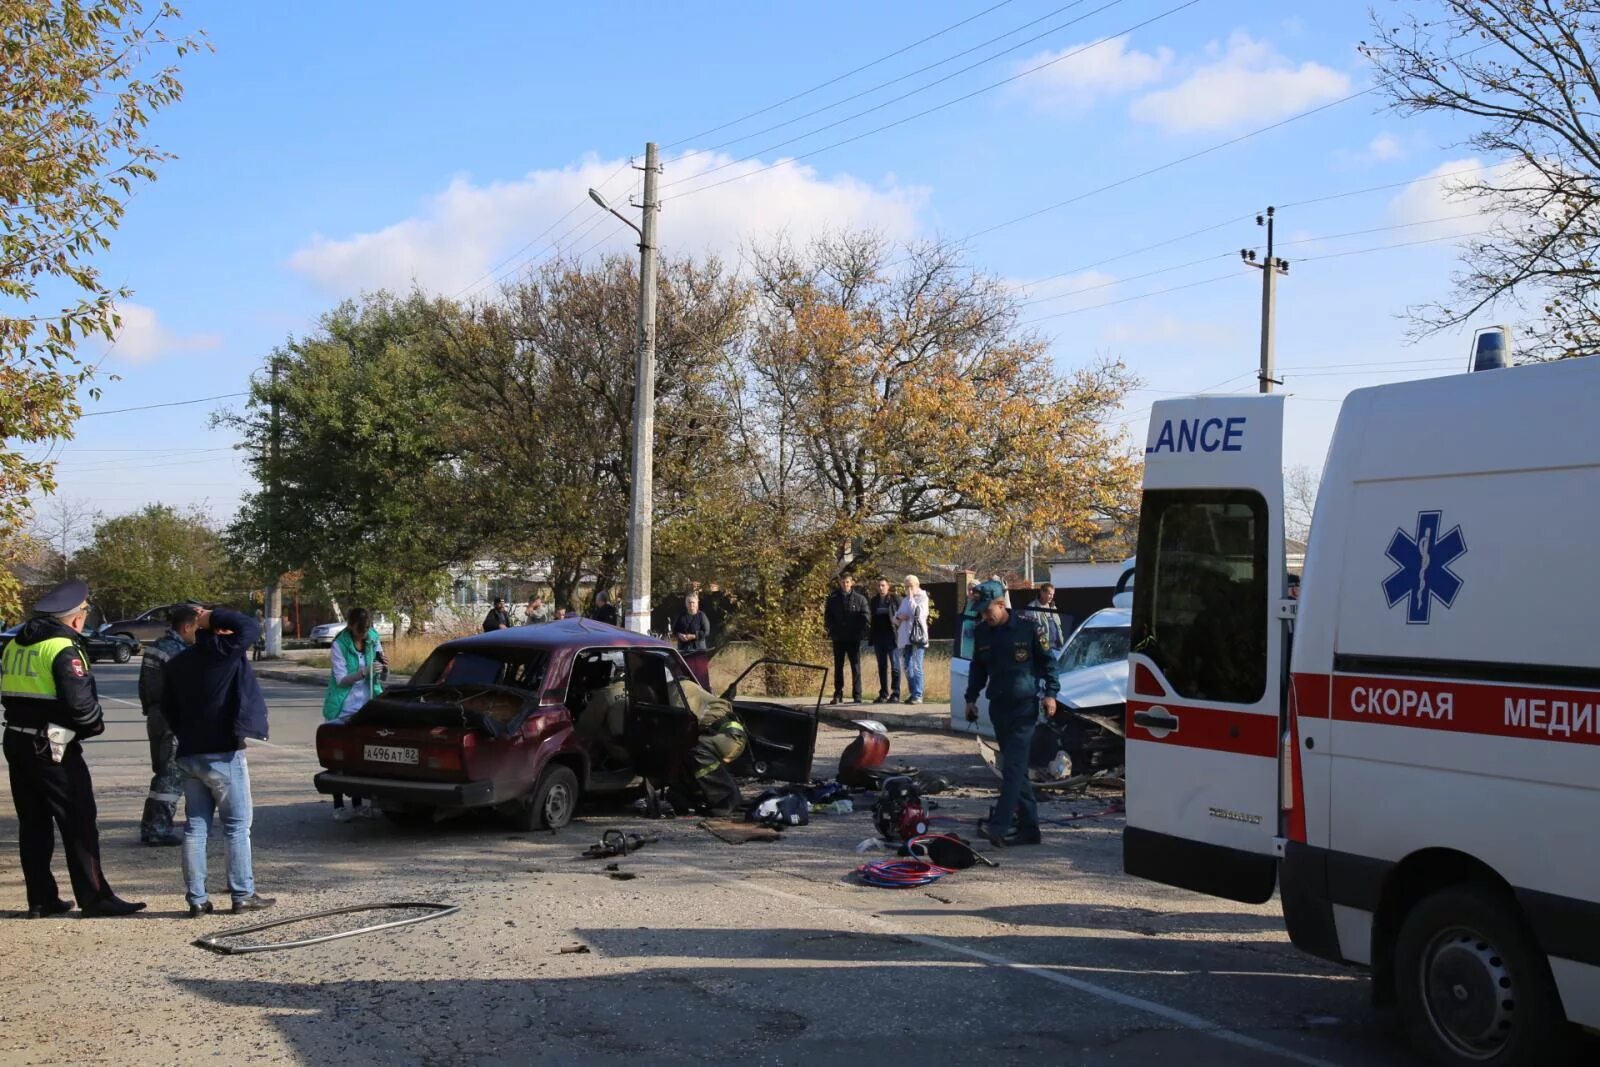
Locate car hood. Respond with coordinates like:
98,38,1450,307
1055,659,1128,708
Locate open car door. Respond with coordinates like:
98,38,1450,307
619,649,699,787
1123,396,1289,904
722,658,825,783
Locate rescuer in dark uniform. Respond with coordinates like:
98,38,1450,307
963,580,1060,848
1,580,146,917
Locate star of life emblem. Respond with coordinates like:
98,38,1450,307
1382,510,1466,624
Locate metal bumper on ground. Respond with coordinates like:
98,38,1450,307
312,771,529,808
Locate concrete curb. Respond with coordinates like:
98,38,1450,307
252,666,956,734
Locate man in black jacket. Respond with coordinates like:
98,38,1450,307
868,578,902,703
482,598,512,632
823,574,871,705
163,606,274,917
1,580,146,918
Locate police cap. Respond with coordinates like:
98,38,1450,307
33,579,89,617
969,579,1007,611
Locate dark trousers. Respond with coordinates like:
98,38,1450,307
831,640,862,699
872,640,901,699
3,731,114,908
141,709,184,839
989,703,1040,837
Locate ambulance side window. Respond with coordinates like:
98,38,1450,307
1132,489,1268,704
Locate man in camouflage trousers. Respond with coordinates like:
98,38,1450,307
136,605,196,845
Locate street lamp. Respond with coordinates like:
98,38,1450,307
588,143,659,634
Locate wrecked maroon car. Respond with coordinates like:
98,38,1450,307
313,618,821,830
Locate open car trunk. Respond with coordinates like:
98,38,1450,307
345,684,536,739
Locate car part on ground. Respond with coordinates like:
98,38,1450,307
837,719,890,787
974,703,1126,787
872,775,930,841
580,829,659,859
192,901,460,955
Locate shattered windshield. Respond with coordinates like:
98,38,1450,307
412,649,548,692
1056,626,1130,673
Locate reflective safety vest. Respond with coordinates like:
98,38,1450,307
1,637,80,701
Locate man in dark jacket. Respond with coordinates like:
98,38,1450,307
868,578,901,704
136,607,193,845
163,606,274,916
822,574,871,705
482,598,512,632
589,590,620,626
1,580,146,918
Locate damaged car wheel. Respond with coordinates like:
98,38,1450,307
509,764,578,832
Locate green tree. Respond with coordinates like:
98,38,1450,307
0,1,205,616
74,503,240,619
432,255,748,610
223,292,475,622
1365,1,1600,356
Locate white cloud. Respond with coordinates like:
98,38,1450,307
1387,158,1502,236
1015,269,1118,305
109,302,222,363
1013,38,1174,110
1102,315,1240,346
1129,32,1351,133
287,152,929,297
1366,132,1405,162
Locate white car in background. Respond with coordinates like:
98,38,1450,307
951,606,1132,738
309,614,401,647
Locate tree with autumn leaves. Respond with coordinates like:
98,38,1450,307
0,2,204,616
226,234,1139,654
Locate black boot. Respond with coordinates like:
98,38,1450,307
81,896,146,918
26,899,72,919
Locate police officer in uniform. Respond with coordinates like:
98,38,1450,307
1,580,146,917
963,580,1060,848
136,606,193,845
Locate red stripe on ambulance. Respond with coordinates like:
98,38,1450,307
1321,673,1600,746
1126,700,1279,758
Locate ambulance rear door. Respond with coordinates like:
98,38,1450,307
1122,396,1288,904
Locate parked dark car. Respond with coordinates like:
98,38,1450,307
101,602,209,644
0,624,141,664
313,619,821,831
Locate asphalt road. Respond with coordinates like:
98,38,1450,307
0,663,1428,1066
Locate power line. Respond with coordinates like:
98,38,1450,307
1276,212,1482,249
1022,269,1244,326
1295,229,1489,263
667,0,1198,202
663,0,1021,150
958,84,1377,246
1019,252,1233,307
675,0,1104,166
78,392,248,418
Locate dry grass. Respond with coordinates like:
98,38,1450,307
710,642,951,703
386,632,450,675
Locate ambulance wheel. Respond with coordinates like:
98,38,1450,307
1394,884,1571,1066
509,765,578,832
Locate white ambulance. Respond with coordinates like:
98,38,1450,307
1122,358,1600,1065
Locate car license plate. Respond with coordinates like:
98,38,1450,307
363,744,418,765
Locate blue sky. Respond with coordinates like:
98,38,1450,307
37,0,1499,530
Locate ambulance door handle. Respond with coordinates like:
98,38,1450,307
1133,709,1179,732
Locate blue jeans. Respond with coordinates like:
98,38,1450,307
900,645,926,700
989,703,1039,837
177,751,255,906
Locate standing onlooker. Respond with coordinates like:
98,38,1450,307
321,608,385,821
1024,583,1068,655
482,597,511,632
1,580,145,917
823,574,870,705
524,596,551,624
163,605,274,916
252,609,266,661
894,574,931,705
136,609,191,846
867,578,901,704
590,590,620,626
673,593,711,654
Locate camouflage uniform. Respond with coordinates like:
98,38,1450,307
136,630,187,844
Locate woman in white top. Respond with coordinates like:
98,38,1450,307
893,574,931,705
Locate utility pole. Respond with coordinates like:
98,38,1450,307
1241,206,1289,393
588,143,660,633
264,356,283,657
